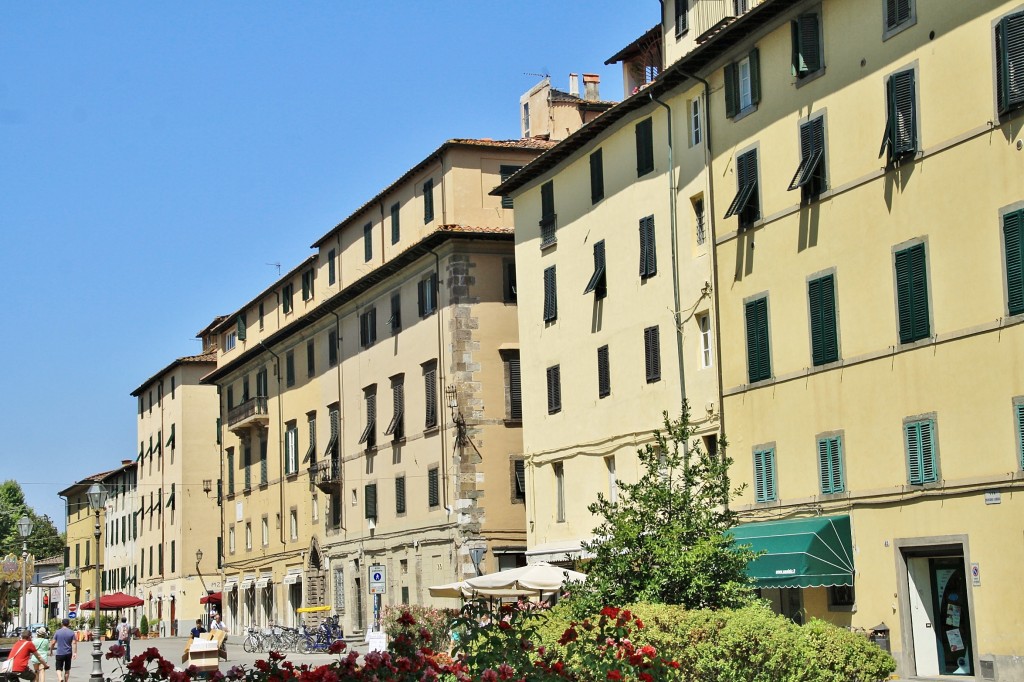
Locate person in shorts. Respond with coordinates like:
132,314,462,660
5,629,48,681
49,620,77,682
115,618,132,662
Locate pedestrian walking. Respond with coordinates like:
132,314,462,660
4,629,49,681
48,619,77,682
208,614,228,660
31,628,50,682
115,618,132,662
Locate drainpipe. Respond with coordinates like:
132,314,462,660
328,310,346,531
649,92,687,414
259,340,287,546
431,249,450,512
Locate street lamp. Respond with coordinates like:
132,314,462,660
196,549,212,625
17,515,33,631
86,483,108,682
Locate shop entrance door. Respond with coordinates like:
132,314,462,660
929,558,972,676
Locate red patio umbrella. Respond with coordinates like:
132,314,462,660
200,592,221,605
80,592,145,610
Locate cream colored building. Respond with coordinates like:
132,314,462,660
98,462,139,625
130,349,221,635
519,74,614,141
204,138,555,637
59,473,111,616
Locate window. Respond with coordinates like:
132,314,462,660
302,269,314,301
894,243,930,343
390,202,401,244
242,377,250,403
228,527,236,554
789,116,826,201
584,240,607,299
364,483,377,519
1014,399,1024,470
880,69,917,164
226,385,234,410
791,10,823,79
327,249,336,285
256,367,268,396
262,517,269,546
817,435,845,494
522,101,530,137
424,361,438,428
282,283,294,314
606,456,618,503
689,97,701,147
243,443,252,490
513,459,526,501
884,0,915,36
503,260,517,304
245,522,252,550
259,437,268,485
285,351,295,387
284,423,298,475
540,181,556,247
500,165,522,209
546,365,562,414
423,179,434,223
418,272,439,317
635,117,654,176
996,11,1024,114
675,0,688,36
305,413,316,467
904,418,938,484
694,197,706,245
753,448,777,502
226,448,235,495
724,149,759,227
236,314,247,342
395,476,406,514
360,307,377,347
724,49,761,117
590,150,604,204
745,297,771,383
363,222,373,262
390,292,402,333
698,314,713,368
639,215,657,278
1004,209,1024,315
828,585,856,609
225,331,237,352
597,345,610,398
803,276,838,370
644,326,661,383
258,301,265,330
543,266,558,322
290,509,298,541
358,388,376,450
428,467,440,507
554,462,565,522
328,329,338,366
385,375,405,441
307,339,315,377
505,351,522,421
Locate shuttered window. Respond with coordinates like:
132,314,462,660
507,353,523,420
724,149,759,227
885,0,913,32
423,362,438,428
905,419,938,484
328,329,338,366
644,326,661,383
302,269,314,301
395,477,406,514
788,117,826,200
1003,210,1024,315
499,165,522,209
880,70,917,163
364,483,377,519
590,150,604,204
543,266,558,322
304,414,316,466
597,345,610,398
639,215,657,278
808,274,839,366
423,179,434,223
753,448,777,502
554,462,565,522
358,390,376,449
540,181,556,246
360,308,377,347
895,243,930,343
428,467,440,507
307,339,315,377
817,436,845,494
391,202,401,244
385,376,405,440
1015,402,1024,470
504,260,518,303
282,283,294,314
546,365,561,414
675,0,687,36
363,222,373,262
996,11,1024,114
745,297,771,383
327,249,336,285
390,292,402,333
791,11,823,78
325,407,339,462
513,460,526,500
636,117,654,176
260,438,268,485
236,314,247,341
286,351,295,387
584,240,607,299
417,273,439,317
284,424,299,475
724,49,761,118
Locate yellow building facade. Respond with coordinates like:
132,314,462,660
58,474,109,617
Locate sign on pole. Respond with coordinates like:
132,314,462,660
369,564,386,594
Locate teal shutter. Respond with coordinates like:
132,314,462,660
364,483,377,519
1016,403,1024,470
754,449,776,502
809,275,838,365
905,420,938,484
817,436,844,494
748,48,761,105
236,314,246,341
791,13,821,76
883,70,917,161
745,298,771,382
895,244,929,343
996,12,1024,114
886,0,912,30
724,62,738,118
1003,210,1024,315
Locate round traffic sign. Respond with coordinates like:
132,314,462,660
68,612,77,619
372,571,383,581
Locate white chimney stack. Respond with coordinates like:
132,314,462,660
569,73,579,97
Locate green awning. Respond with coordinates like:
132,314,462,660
730,515,854,589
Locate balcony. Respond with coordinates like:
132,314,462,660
64,567,80,583
228,396,269,431
694,0,765,43
310,458,342,494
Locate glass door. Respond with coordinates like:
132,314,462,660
929,558,972,676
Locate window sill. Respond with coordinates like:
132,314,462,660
675,28,689,41
503,419,523,427
391,437,407,446
424,425,439,436
285,472,299,481
540,239,557,252
882,17,916,42
794,67,826,89
731,104,758,123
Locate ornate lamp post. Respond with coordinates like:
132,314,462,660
196,549,212,625
86,483,108,682
17,515,33,631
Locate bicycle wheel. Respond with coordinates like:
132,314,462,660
243,634,256,654
297,635,313,654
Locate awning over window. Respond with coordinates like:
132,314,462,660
283,572,302,585
730,514,854,589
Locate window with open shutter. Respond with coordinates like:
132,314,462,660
644,326,661,383
639,215,657,278
590,150,604,204
880,70,917,163
390,292,402,333
307,339,315,377
745,297,771,382
360,308,377,347
540,181,557,246
1003,210,1024,316
513,460,526,500
499,165,522,209
385,376,404,440
597,345,610,398
791,11,823,78
675,0,687,36
282,283,294,314
808,274,839,365
543,266,558,322
226,449,235,494
302,269,314,301
391,202,401,244
789,117,826,200
424,362,438,428
325,407,339,463
504,261,518,303
428,467,439,507
328,329,338,366
997,11,1024,114
895,243,930,343
885,0,913,32
636,117,654,176
546,365,561,414
584,240,607,299
358,390,376,449
418,273,438,317
507,353,522,420
724,149,759,227
423,179,434,223
817,436,845,494
905,419,938,484
236,314,247,341
364,483,377,519
304,415,316,466
753,448,776,501
724,49,760,118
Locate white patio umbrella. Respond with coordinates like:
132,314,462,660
428,562,586,598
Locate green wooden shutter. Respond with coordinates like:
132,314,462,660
905,420,938,484
428,468,439,507
1016,403,1024,470
791,13,821,77
395,477,406,514
724,62,738,118
423,179,434,223
895,244,929,343
887,70,916,158
817,437,844,494
543,266,557,321
809,275,838,365
886,0,911,30
644,326,661,383
597,345,610,398
509,355,522,419
748,48,761,105
236,314,246,341
996,12,1024,113
1003,210,1024,315
745,298,771,382
754,449,775,502
391,202,401,244
590,150,604,203
364,483,377,519
546,365,561,413
584,240,606,296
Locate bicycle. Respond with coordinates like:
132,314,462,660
241,626,267,653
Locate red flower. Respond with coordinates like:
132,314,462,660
639,674,654,682
255,659,270,672
557,628,578,645
328,640,347,654
640,644,656,657
105,645,126,660
497,621,511,630
397,611,417,626
635,619,644,629
607,671,623,681
481,669,499,682
269,650,286,661
600,606,620,618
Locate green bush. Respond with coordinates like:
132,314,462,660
139,614,149,636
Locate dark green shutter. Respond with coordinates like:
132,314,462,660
1016,403,1024,470
817,437,844,494
996,11,1024,113
644,326,661,383
363,222,373,262
391,202,401,244
584,240,606,297
1003,210,1024,315
428,468,439,507
236,314,246,341
423,179,434,223
809,275,838,366
895,244,929,343
364,484,377,519
754,449,775,502
745,298,771,382
424,364,438,428
499,166,522,209
748,48,761,105
905,420,937,484
260,438,268,484
639,216,657,278
395,477,406,514
724,62,738,118
789,118,825,193
886,0,912,30
546,365,561,413
509,355,522,420
514,460,526,499
590,150,604,203
597,345,610,398
635,118,654,176
543,266,557,321
883,70,917,161
791,13,821,76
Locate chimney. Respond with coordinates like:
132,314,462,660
583,73,600,101
569,73,579,97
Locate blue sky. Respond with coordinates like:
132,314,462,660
0,3,648,525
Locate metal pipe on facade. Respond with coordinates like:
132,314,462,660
258,340,287,546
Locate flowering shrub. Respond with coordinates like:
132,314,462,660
381,603,456,652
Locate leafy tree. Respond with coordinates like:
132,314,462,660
0,481,65,559
568,403,757,615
